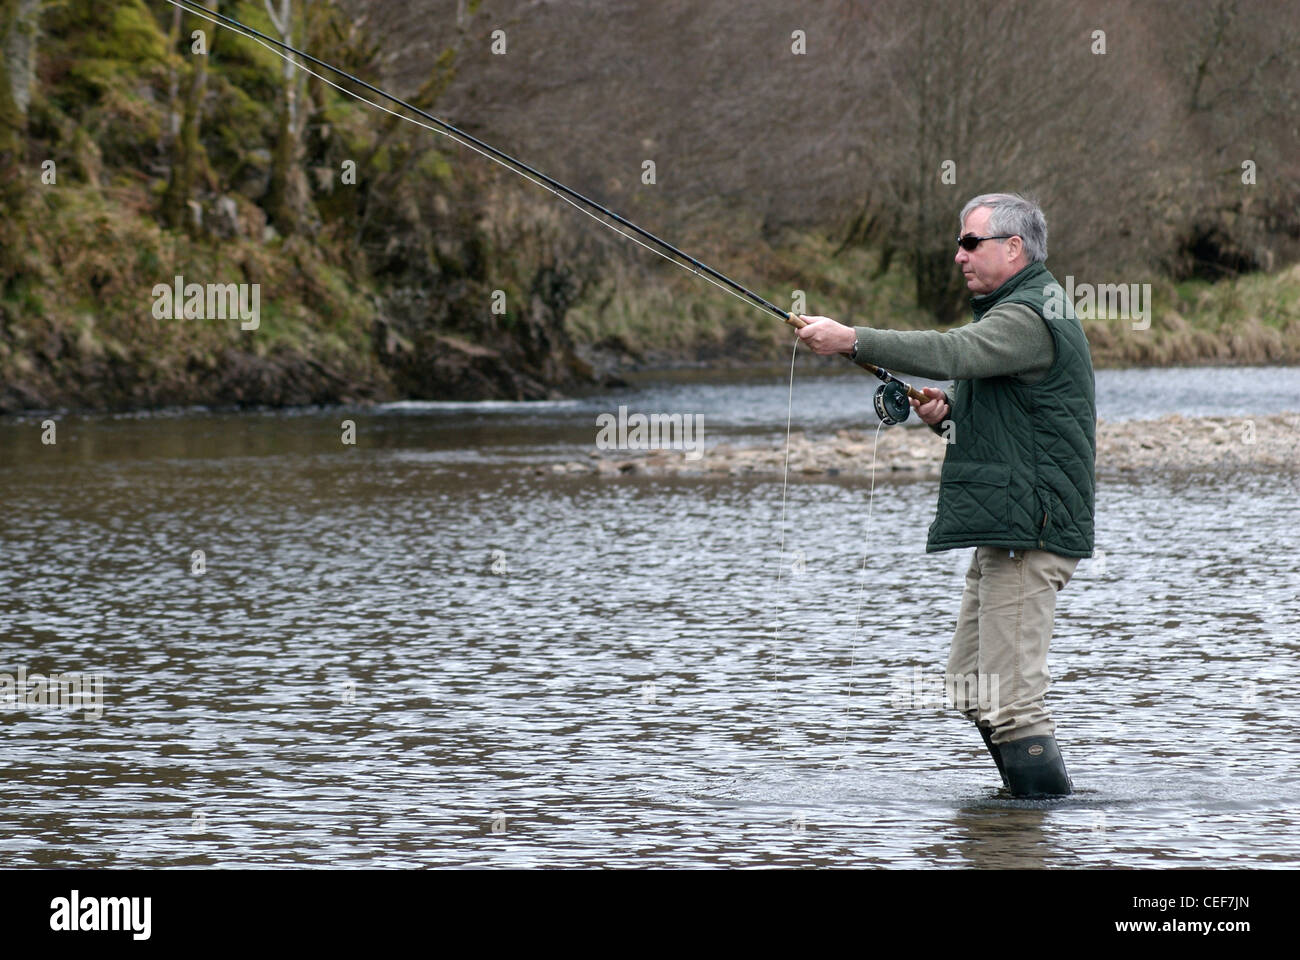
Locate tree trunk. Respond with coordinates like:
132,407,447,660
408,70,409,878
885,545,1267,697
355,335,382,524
0,0,36,165
4,0,37,114
163,3,184,150
163,3,218,233
263,0,310,237
0,0,37,219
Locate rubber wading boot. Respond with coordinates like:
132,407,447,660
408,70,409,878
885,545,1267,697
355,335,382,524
998,734,1073,798
978,725,1010,789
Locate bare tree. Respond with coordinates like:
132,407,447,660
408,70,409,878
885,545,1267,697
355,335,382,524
831,0,1141,321
270,0,1300,310
0,0,38,170
1141,0,1300,277
163,1,184,150
262,0,313,235
163,2,219,232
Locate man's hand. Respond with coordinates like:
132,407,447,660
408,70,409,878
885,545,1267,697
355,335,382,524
793,315,856,356
910,386,950,425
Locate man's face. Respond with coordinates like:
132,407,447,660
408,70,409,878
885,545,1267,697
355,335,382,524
954,207,1019,295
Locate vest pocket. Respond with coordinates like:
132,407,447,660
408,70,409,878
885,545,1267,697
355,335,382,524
1036,483,1071,544
1036,487,1051,546
931,460,1011,539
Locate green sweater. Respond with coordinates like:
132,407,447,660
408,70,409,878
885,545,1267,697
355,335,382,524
851,303,1055,434
851,302,1055,384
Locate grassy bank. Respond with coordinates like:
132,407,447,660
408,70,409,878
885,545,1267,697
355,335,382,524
7,181,1297,413
1,177,385,410
1085,266,1300,366
565,240,1300,369
0,0,601,413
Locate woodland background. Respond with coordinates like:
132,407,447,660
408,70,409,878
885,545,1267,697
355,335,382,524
1,0,1298,410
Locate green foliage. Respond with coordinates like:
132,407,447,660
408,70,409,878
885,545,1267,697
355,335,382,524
1172,270,1300,331
203,79,273,175
56,0,169,98
417,148,452,182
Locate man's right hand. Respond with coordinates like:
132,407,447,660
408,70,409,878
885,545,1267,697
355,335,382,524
910,387,950,425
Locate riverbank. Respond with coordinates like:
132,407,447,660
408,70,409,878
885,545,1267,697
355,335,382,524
566,241,1300,376
5,174,1296,414
545,412,1300,479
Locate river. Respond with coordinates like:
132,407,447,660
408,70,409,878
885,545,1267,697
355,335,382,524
1,364,1297,867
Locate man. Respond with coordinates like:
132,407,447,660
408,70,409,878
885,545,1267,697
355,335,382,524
795,192,1096,798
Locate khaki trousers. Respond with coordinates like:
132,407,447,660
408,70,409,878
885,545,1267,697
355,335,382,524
945,547,1078,744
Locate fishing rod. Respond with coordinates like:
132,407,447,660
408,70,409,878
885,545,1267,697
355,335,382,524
166,0,925,424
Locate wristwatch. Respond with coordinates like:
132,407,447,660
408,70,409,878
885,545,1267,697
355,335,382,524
850,338,859,361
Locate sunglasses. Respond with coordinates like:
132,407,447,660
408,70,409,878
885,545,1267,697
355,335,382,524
956,233,1014,251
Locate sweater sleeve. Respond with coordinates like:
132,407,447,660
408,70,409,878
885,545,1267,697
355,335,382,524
851,302,1055,383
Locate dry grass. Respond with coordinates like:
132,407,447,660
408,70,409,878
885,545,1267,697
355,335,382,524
566,238,1300,368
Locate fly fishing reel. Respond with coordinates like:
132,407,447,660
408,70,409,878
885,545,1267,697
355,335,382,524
870,367,912,425
873,379,911,425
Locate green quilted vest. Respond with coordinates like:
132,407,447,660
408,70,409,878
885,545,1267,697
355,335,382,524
926,261,1097,558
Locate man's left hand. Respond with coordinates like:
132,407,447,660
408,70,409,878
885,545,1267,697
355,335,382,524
794,315,857,356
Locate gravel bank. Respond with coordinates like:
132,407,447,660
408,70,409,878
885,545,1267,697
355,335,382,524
543,413,1300,479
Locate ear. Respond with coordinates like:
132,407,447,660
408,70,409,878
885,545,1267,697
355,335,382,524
1005,235,1024,262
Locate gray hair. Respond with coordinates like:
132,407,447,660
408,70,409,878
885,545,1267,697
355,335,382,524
959,193,1048,263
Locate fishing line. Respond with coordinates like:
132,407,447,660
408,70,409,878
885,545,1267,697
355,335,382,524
764,333,801,761
766,338,887,772
833,418,885,770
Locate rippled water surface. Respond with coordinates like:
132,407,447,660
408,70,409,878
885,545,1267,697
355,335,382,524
1,367,1298,867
